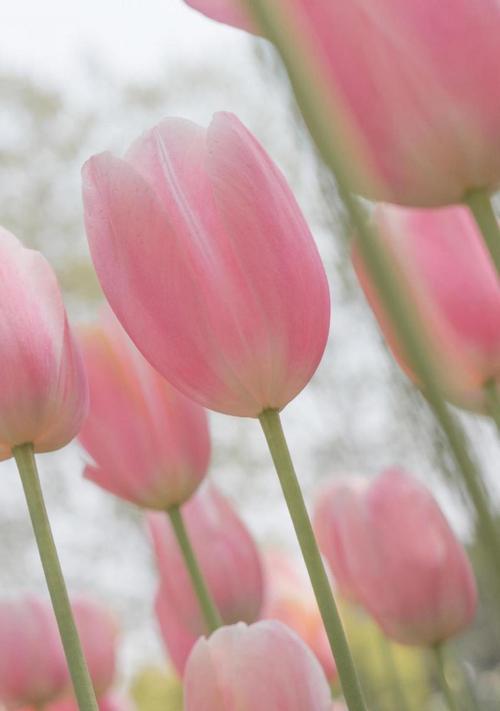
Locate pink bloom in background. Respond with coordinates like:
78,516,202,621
188,0,500,206
315,469,477,646
48,693,129,711
82,112,330,417
78,310,210,510
149,483,264,673
353,204,500,413
183,621,333,710
72,597,118,698
0,228,88,460
184,0,255,32
262,551,336,681
0,596,67,709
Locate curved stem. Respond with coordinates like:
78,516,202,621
259,409,367,711
168,505,222,633
485,378,500,436
13,444,98,711
434,644,460,711
246,0,500,606
465,189,500,275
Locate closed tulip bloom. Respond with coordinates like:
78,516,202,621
315,470,477,646
262,552,336,680
149,483,263,639
353,205,500,413
82,112,330,417
0,596,67,709
186,1,500,206
78,312,210,510
154,583,200,675
184,621,333,710
72,598,118,697
0,228,87,460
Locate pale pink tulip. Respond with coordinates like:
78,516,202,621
262,552,336,680
184,621,333,710
0,596,67,709
184,0,254,32
47,693,129,711
78,311,210,510
82,112,330,417
0,228,88,460
353,204,500,413
187,1,500,206
72,598,118,697
149,484,263,670
315,470,477,646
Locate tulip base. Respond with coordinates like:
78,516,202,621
259,409,367,711
465,189,500,276
167,505,222,633
433,644,459,711
13,443,98,711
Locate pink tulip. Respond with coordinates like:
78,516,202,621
184,0,254,32
149,483,264,672
186,1,500,206
0,228,87,460
314,470,477,646
82,112,330,417
47,693,129,711
262,552,336,680
78,310,210,510
353,204,500,413
184,621,333,710
0,596,67,709
72,598,118,697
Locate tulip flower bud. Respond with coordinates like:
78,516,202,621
185,1,500,207
0,596,67,709
82,112,330,417
72,597,118,697
184,621,333,710
149,483,264,673
314,470,477,646
353,204,500,413
78,311,210,510
0,228,88,460
262,552,336,680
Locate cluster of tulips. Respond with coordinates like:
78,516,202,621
1,1,500,710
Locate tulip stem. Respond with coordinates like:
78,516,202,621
13,443,98,711
168,505,222,633
246,0,500,610
485,378,500,435
434,644,460,711
259,409,367,711
465,189,500,275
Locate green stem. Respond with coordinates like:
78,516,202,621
465,189,500,275
246,0,500,605
379,638,411,711
434,645,460,711
259,409,367,711
168,505,222,633
13,444,98,711
485,378,500,435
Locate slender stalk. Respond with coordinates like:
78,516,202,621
485,378,500,435
259,409,367,711
246,0,500,600
13,443,98,711
379,638,411,711
168,505,222,633
465,189,500,275
434,645,460,711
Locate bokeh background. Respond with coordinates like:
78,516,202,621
1,1,499,707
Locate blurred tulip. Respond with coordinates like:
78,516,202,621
314,470,477,646
0,228,87,460
184,0,254,32
353,204,500,413
48,693,128,711
0,596,67,709
72,597,118,697
82,112,330,417
149,483,264,673
184,621,333,710
190,1,500,206
262,552,336,680
78,311,210,510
